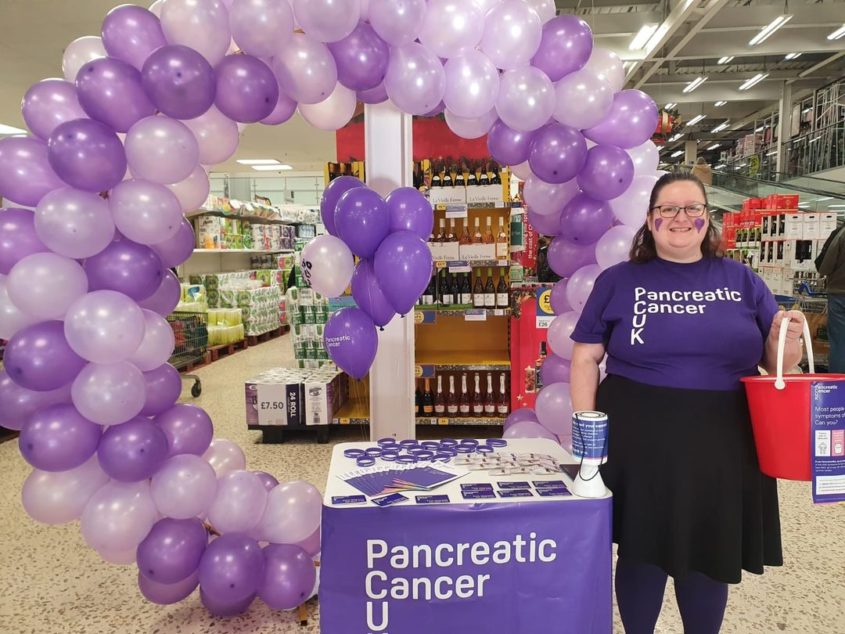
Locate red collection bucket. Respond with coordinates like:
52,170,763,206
741,316,845,481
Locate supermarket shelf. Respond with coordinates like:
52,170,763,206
192,248,294,254
415,350,510,370
332,399,370,425
415,307,511,317
435,259,510,268
416,416,505,426
331,400,507,426
187,209,307,225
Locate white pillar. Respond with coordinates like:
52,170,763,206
776,81,792,177
684,140,698,166
364,102,416,441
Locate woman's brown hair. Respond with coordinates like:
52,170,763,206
629,172,722,263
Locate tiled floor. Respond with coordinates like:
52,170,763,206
0,335,843,633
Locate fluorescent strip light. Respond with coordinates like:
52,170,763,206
683,76,708,93
717,56,734,64
707,143,720,150
755,125,765,132
828,204,845,208
739,73,768,91
237,159,280,165
686,114,706,126
766,150,777,156
802,107,812,114
671,150,684,157
714,164,725,170
711,121,730,133
749,15,793,46
809,136,820,144
669,133,684,142
251,164,293,171
714,100,727,107
784,53,801,60
630,23,659,50
816,197,834,202
665,103,677,109
0,123,27,135
827,24,845,41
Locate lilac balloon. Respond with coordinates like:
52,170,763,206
561,194,614,245
138,518,208,584
5,322,86,391
495,66,554,132
255,480,322,544
577,145,635,202
528,209,563,237
373,230,433,315
565,263,602,312
203,438,246,477
200,589,255,617
261,90,298,125
156,404,214,457
139,570,199,605
293,0,359,42
98,416,170,482
384,42,446,116
208,470,268,534
351,259,395,328
214,54,278,123
259,544,317,610
547,237,597,277
357,82,388,104
503,407,539,432
531,15,593,82
160,0,231,67
443,50,499,119
320,176,364,236
0,277,38,342
230,0,294,58
368,0,426,46
334,188,390,259
125,116,199,184
0,370,70,431
102,4,167,70
166,167,210,213
553,69,614,131
64,290,147,364
549,278,572,314
328,21,389,91
140,364,183,417
85,239,164,301
22,79,88,140
324,307,377,379
7,252,88,320
141,45,217,120
487,121,535,167
0,136,65,207
22,454,109,525
444,108,498,139
609,174,657,228
81,479,158,555
273,33,338,105
75,57,156,132
595,225,637,270
541,354,572,386
129,309,176,372
47,118,126,192
151,219,196,268
0,208,47,275
151,454,218,519
198,533,265,604
528,123,588,185
139,271,181,316
385,187,433,240
627,141,660,176
584,89,660,150
295,526,321,557
19,404,102,472
535,382,572,436
71,361,147,426
34,188,115,259
503,420,557,441
300,235,355,298
110,179,183,245
182,106,239,165
547,311,580,360
523,175,579,216
62,36,108,83
254,471,279,492
480,0,542,70
582,47,625,93
298,83,357,131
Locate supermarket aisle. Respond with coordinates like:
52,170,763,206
0,334,843,633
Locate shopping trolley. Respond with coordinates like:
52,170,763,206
166,311,209,398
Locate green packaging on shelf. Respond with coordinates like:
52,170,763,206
206,290,220,307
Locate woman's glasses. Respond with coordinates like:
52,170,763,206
651,203,707,219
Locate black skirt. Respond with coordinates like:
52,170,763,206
597,374,783,584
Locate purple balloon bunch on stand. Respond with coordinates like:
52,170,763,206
303,176,434,379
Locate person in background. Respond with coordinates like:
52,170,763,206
569,172,804,634
691,156,713,185
818,223,845,372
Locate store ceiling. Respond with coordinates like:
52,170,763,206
0,0,843,174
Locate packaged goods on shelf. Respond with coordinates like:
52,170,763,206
245,366,347,427
286,286,331,367
201,195,319,225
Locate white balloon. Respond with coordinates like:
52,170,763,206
151,454,218,520
300,235,354,298
444,108,498,139
553,69,614,130
62,36,107,82
627,141,660,176
293,0,360,42
298,84,357,131
183,106,240,166
609,174,658,227
80,480,158,555
595,225,638,270
510,160,533,181
524,0,556,22
418,0,484,59
207,470,267,534
7,252,88,320
581,47,625,93
165,166,211,211
0,277,37,340
22,455,109,525
203,438,246,477
160,0,231,66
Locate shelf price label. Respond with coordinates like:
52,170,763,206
465,309,487,322
536,288,554,329
256,383,288,426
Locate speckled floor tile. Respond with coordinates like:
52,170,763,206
0,335,843,633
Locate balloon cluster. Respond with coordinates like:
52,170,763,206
302,177,434,378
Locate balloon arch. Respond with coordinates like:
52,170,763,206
0,0,660,619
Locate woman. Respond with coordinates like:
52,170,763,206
569,173,804,634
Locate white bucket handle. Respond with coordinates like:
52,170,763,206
775,314,814,390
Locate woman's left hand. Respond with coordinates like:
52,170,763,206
769,309,805,343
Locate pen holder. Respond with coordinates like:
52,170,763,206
571,411,609,498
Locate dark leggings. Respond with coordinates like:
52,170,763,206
615,558,729,634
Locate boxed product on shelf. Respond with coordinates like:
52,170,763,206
195,216,225,249
244,367,347,427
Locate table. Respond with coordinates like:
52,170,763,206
319,438,612,634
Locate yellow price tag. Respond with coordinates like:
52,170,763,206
339,418,350,425
435,260,447,270
438,418,450,426
413,311,425,325
414,365,423,378
537,289,553,315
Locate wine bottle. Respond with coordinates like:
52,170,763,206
415,382,422,416
484,372,496,415
472,372,484,415
441,273,453,306
447,218,457,243
473,217,483,243
443,166,452,187
479,164,489,186
484,268,495,308
491,162,501,185
432,164,441,188
496,216,508,259
460,274,472,305
535,342,547,392
459,373,471,416
459,220,473,245
422,274,435,305
455,164,465,188
422,378,434,416
473,272,485,308
497,372,509,416
435,218,445,244
483,217,495,244
467,161,477,187
496,272,509,308
434,374,446,416
447,374,459,416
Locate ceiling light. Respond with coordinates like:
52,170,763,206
683,76,708,93
669,133,684,142
739,73,768,91
630,23,660,50
755,125,765,132
665,103,677,109
714,100,727,107
802,107,812,114
749,15,793,46
251,164,293,171
707,143,721,150
766,150,777,156
827,24,845,41
671,150,684,157
717,56,734,64
816,197,834,202
784,53,802,60
686,114,706,126
809,136,820,144
237,159,281,165
714,164,726,170
0,123,27,135
828,204,845,208
712,121,730,133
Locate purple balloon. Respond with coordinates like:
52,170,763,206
151,219,195,268
335,187,391,259
139,271,181,316
324,307,378,379
549,278,572,314
155,404,214,457
254,471,279,493
503,420,557,441
503,407,539,432
528,123,588,185
584,89,660,150
577,145,635,201
0,370,70,431
75,57,156,132
560,193,614,245
258,544,317,610
214,54,278,123
200,589,255,618
487,120,535,167
5,321,86,391
19,404,102,472
199,533,265,604
541,354,572,386
526,208,562,237
373,230,433,315
0,136,65,207
357,82,388,104
531,15,593,82
84,238,164,302
137,518,208,584
47,118,126,193
102,4,167,70
22,79,88,140
261,90,297,125
140,364,183,417
141,45,216,120
139,570,199,605
351,259,395,328
320,176,364,236
385,187,434,240
328,21,389,91
0,208,48,275
98,417,170,482
547,236,597,277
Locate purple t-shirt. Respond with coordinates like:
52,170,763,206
571,257,779,391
